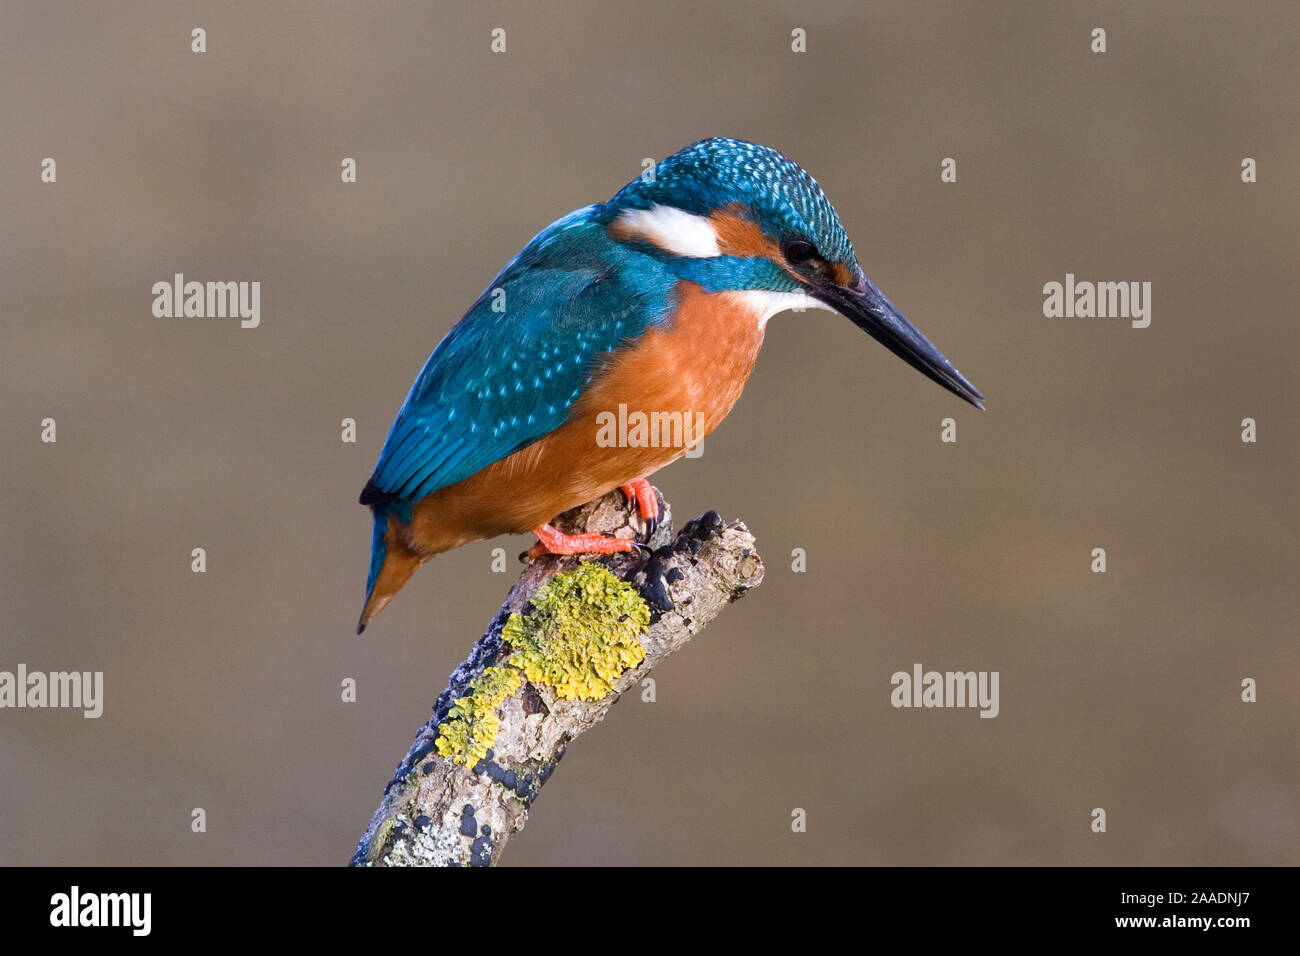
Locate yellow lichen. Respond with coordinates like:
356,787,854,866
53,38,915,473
503,563,650,700
435,666,523,767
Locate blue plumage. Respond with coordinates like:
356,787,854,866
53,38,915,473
359,206,682,598
364,208,676,506
357,137,984,625
359,139,864,601
365,138,856,507
600,137,857,266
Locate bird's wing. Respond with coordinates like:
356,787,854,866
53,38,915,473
365,255,668,505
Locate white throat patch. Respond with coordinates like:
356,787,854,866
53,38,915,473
613,204,722,258
732,290,834,328
612,205,836,328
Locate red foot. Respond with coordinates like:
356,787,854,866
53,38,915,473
619,478,663,533
528,524,637,559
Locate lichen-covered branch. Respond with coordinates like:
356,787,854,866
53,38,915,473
349,487,765,866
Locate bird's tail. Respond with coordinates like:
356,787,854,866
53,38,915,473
357,507,423,634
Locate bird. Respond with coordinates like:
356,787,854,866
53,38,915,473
356,137,983,633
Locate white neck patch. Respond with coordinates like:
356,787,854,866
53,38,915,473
613,203,722,258
613,206,837,328
730,290,835,328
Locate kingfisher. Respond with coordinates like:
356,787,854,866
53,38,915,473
357,137,983,633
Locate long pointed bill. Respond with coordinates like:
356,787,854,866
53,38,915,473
812,271,985,409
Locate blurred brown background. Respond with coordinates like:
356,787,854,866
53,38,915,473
1,1,1296,866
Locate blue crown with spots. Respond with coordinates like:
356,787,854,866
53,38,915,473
603,137,857,267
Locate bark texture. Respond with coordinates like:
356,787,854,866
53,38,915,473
350,486,764,866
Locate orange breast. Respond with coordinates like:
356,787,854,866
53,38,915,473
405,282,766,555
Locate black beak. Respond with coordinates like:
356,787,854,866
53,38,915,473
812,271,985,409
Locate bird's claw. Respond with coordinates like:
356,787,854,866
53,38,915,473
619,478,664,538
528,525,638,559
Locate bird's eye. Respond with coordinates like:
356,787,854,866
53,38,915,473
782,238,819,264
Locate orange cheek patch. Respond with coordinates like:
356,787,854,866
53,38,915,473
606,218,641,244
709,210,781,258
829,262,854,286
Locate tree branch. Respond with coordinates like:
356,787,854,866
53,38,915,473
349,487,765,866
